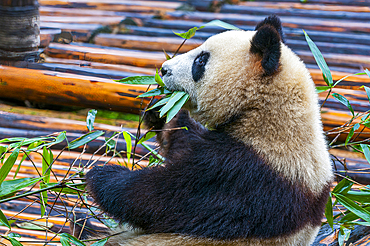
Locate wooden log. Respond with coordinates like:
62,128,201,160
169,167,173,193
165,12,370,33
0,0,40,62
44,57,155,75
44,43,166,68
93,33,202,53
0,65,152,113
236,1,370,13
39,0,182,12
40,22,103,42
220,4,370,21
40,27,61,48
40,15,125,25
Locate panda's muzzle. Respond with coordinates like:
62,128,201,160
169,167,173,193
160,67,171,77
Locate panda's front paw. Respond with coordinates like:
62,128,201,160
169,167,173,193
85,165,130,208
143,104,166,130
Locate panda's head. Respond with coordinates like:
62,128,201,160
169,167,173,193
161,16,306,127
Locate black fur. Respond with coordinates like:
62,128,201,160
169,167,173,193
86,110,329,240
192,51,210,82
255,15,284,43
250,16,282,77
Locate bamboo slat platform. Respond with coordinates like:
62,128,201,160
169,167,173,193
1,0,370,244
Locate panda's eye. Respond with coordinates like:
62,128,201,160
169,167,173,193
192,51,210,82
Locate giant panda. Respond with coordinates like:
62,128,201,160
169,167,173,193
83,15,333,246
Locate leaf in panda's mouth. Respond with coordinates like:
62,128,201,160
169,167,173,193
115,69,189,123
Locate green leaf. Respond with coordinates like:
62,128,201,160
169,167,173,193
13,141,43,178
122,132,132,164
68,131,105,150
159,91,187,118
334,193,370,223
115,76,156,85
325,194,334,230
338,226,351,246
155,68,165,87
6,137,49,149
42,147,53,184
137,88,171,98
166,94,189,123
0,147,20,185
5,237,23,246
333,72,366,87
87,109,97,132
303,30,333,86
39,182,85,195
16,221,54,230
137,132,156,145
0,177,43,198
365,69,370,78
345,190,370,204
60,237,72,246
203,20,240,30
91,238,109,246
316,86,331,94
0,209,11,229
361,144,370,165
146,97,170,111
333,178,354,194
340,206,370,223
363,86,370,104
59,233,86,246
332,93,354,116
345,123,360,146
174,26,199,39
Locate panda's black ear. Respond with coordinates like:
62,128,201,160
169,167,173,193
250,15,283,76
254,15,284,43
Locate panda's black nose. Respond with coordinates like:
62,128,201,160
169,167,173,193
161,67,169,76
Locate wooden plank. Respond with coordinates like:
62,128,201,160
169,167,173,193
0,65,152,113
40,15,125,25
44,57,155,75
236,1,370,12
94,33,202,52
220,4,370,21
39,0,182,12
44,43,166,68
165,11,370,33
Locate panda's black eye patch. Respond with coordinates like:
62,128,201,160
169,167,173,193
192,51,210,82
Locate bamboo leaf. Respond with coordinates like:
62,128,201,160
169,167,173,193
334,193,370,223
146,97,170,111
68,131,105,150
345,123,360,146
122,132,132,164
338,226,351,246
155,68,165,87
0,147,20,185
203,20,240,30
325,194,334,230
159,92,187,118
86,109,97,132
166,94,189,123
174,27,199,39
137,132,156,145
59,233,86,246
316,86,331,94
0,177,43,198
345,190,370,204
115,76,156,85
365,69,370,78
361,144,370,165
332,93,354,116
304,30,333,86
333,178,353,194
5,237,23,246
137,88,171,98
91,238,109,246
0,209,10,229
